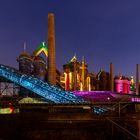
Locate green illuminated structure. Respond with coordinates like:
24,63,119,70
33,42,48,58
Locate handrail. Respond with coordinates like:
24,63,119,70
107,118,139,140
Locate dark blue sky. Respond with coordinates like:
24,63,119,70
0,0,140,77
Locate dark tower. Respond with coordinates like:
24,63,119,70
136,64,139,95
17,51,32,74
33,56,47,81
48,13,56,85
17,44,33,97
110,63,114,92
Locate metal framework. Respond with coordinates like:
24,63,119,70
0,64,85,103
0,77,19,96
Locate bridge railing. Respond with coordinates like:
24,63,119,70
106,118,139,140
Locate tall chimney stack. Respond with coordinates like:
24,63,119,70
136,64,139,95
47,13,56,85
110,63,114,92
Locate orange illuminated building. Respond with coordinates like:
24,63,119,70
61,55,94,91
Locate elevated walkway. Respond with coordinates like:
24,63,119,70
0,64,85,103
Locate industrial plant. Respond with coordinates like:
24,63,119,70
0,13,139,140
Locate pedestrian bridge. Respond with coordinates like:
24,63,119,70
0,64,85,103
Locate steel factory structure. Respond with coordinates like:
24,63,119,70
0,12,140,140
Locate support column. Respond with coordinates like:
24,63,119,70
47,13,56,85
81,56,85,91
65,72,69,91
137,120,140,139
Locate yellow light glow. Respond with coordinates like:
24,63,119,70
0,108,19,114
131,76,134,85
35,48,48,57
69,72,72,89
80,82,83,91
64,72,67,90
89,84,91,91
64,72,67,81
87,77,91,91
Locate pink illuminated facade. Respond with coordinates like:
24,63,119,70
115,79,131,94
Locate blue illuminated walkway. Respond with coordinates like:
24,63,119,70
0,64,85,103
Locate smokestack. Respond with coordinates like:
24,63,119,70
47,13,56,85
110,63,114,92
136,64,139,95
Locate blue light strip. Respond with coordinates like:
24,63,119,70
0,65,85,103
93,107,108,114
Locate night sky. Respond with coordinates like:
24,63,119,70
0,0,140,77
